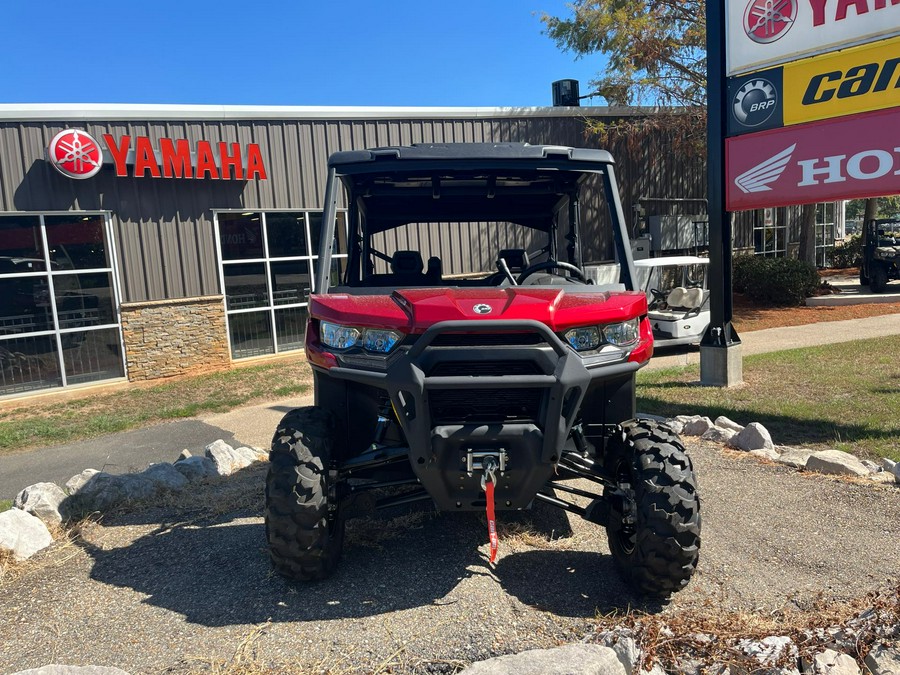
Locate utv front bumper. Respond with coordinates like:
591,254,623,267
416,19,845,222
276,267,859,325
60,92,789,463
317,319,643,510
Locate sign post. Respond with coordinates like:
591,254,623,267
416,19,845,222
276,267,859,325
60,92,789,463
701,0,743,387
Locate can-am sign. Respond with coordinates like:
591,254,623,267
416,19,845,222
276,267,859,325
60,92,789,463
47,129,268,180
727,0,900,75
726,106,900,210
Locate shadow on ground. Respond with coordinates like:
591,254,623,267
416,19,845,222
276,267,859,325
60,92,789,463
73,466,655,626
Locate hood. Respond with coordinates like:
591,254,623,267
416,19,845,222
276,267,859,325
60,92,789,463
310,287,647,333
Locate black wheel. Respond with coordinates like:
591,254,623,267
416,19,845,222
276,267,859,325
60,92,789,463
604,419,701,598
870,264,888,293
265,406,345,580
859,267,870,286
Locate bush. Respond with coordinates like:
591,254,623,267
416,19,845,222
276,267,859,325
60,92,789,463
831,234,862,269
732,255,820,306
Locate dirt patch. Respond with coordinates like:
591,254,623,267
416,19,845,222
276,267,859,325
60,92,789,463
732,294,900,333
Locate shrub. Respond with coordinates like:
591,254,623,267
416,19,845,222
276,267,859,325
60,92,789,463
831,234,862,269
732,255,820,306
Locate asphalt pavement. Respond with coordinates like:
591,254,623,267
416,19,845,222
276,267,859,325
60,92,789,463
1,313,899,500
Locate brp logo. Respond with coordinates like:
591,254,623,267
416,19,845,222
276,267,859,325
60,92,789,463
48,129,103,179
473,304,492,315
743,0,796,43
733,78,778,126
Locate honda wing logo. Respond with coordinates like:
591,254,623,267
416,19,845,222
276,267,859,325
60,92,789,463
734,144,796,193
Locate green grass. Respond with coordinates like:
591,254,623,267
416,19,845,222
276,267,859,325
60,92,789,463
637,335,900,461
0,358,313,454
0,499,11,513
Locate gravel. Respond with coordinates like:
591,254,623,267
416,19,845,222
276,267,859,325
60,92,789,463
1,439,899,674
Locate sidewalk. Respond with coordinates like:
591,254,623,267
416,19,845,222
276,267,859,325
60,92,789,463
648,312,900,370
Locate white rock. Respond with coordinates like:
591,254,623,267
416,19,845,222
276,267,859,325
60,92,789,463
738,636,796,667
868,471,898,484
177,449,192,461
173,455,217,481
750,447,781,462
714,416,745,433
69,473,156,513
776,448,815,469
458,644,627,675
139,463,188,491
727,422,775,452
682,416,715,436
666,420,685,435
233,446,265,463
806,450,871,477
865,644,900,675
701,426,737,444
0,508,53,561
65,469,100,494
883,458,900,481
205,439,252,476
811,649,860,674
612,637,639,673
14,482,67,525
861,460,881,472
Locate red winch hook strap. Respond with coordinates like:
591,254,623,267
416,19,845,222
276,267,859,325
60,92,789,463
481,458,499,564
485,480,499,564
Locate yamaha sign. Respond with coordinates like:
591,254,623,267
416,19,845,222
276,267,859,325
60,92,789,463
726,0,900,75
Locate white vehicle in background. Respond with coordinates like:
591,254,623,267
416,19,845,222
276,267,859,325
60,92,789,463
634,256,710,347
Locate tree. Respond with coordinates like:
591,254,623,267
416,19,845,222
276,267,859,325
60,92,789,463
542,0,707,108
845,196,900,222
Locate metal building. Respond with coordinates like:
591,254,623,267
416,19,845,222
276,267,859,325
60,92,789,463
0,104,838,398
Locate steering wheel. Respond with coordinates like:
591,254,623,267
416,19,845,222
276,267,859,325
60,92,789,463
649,288,668,305
516,260,587,285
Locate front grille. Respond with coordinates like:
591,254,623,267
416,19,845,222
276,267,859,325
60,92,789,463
430,388,543,424
429,332,545,347
428,361,543,377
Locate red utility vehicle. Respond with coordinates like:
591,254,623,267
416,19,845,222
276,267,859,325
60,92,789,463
265,143,701,597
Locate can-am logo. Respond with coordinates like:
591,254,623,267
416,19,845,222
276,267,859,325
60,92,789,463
48,129,103,179
743,0,797,43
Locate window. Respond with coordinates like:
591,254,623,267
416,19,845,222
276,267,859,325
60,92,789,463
0,213,124,396
753,208,785,257
215,211,347,359
816,203,836,267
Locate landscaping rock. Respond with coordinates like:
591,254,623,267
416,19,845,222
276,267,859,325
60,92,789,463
737,635,796,668
611,637,639,673
10,667,132,675
806,450,871,477
864,644,900,675
0,508,53,561
205,439,253,476
14,482,67,525
458,644,626,675
177,449,192,461
68,473,156,513
714,416,745,433
665,418,685,435
683,416,715,436
861,460,882,473
727,422,775,452
868,471,898,485
750,447,780,462
234,445,267,463
701,426,737,444
172,455,217,482
139,463,188,491
65,469,100,494
776,448,815,469
882,458,900,481
808,649,860,675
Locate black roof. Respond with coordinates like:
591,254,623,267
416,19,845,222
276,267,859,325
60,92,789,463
328,142,615,172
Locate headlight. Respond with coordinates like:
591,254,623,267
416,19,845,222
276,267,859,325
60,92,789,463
320,322,404,353
564,326,601,352
362,328,403,353
603,318,640,346
321,322,360,349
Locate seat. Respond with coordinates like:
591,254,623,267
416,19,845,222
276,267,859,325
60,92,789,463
667,286,705,310
390,250,428,285
426,256,443,284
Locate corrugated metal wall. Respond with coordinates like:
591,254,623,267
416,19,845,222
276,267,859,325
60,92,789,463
0,113,711,303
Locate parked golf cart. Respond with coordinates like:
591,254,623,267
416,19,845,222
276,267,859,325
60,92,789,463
634,256,710,347
860,218,900,293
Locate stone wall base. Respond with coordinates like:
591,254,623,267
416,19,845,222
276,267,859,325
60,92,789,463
121,296,230,381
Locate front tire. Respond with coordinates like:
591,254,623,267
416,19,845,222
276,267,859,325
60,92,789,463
870,264,888,293
605,420,701,598
265,406,345,580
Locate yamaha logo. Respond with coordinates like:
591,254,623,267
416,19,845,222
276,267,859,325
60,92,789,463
473,304,492,315
48,129,103,179
733,78,778,126
743,0,796,43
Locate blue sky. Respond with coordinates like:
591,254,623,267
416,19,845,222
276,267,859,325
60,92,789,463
1,1,606,107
